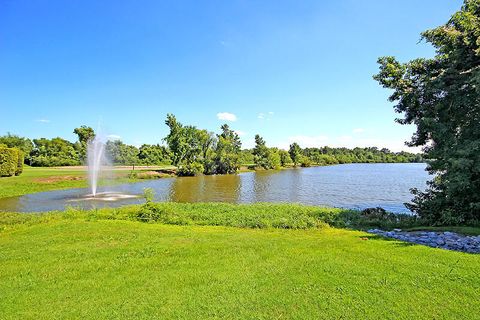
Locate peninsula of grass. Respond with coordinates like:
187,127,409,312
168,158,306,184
1,203,479,319
0,166,175,199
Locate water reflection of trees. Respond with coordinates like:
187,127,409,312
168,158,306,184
252,169,303,203
168,174,241,203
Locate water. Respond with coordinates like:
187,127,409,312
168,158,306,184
87,135,106,196
0,163,430,213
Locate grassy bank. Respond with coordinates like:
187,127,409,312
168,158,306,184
2,202,479,234
0,215,478,319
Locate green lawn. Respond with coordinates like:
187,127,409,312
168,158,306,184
0,207,479,319
0,167,88,198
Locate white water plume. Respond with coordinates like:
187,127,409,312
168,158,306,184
87,135,107,197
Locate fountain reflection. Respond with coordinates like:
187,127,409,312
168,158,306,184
68,192,140,202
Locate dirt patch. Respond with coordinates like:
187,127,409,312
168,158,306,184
133,171,174,179
34,175,85,184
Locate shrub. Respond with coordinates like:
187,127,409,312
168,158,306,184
0,147,20,177
15,151,24,176
177,162,204,176
300,157,312,167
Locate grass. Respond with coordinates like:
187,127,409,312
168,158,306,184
0,214,479,319
1,176,479,318
0,166,173,199
2,201,479,235
0,167,88,198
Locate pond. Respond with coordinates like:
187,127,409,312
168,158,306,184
0,163,430,213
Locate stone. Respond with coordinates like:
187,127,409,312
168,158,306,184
366,229,479,254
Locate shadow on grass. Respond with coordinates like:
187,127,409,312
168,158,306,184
358,234,417,247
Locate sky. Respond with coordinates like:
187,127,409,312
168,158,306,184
0,0,463,151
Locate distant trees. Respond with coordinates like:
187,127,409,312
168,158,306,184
289,143,302,167
252,135,281,169
0,117,422,173
105,140,139,166
279,150,292,167
253,135,269,169
374,0,480,224
30,137,80,166
138,144,170,165
212,124,242,174
164,114,242,176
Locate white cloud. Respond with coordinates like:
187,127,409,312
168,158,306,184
35,119,50,123
258,112,274,120
234,130,246,137
352,128,365,134
217,112,237,122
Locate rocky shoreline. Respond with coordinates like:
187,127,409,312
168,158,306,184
367,229,480,254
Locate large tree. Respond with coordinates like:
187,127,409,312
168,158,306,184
289,142,302,167
374,0,480,224
73,126,95,161
213,124,242,174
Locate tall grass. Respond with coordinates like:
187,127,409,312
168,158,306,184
0,202,428,232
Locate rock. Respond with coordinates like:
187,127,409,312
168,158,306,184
366,228,479,254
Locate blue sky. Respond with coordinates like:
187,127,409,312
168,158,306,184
0,0,462,151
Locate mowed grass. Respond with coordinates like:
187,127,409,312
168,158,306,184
1,217,479,319
0,167,88,198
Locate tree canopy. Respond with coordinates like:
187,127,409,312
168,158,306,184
374,0,480,224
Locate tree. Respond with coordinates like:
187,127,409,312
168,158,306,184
253,135,269,169
73,126,95,145
279,149,292,167
73,126,95,162
164,114,208,167
266,148,281,169
374,0,480,224
0,133,34,165
252,135,281,170
289,143,302,167
31,137,80,166
164,114,187,166
213,124,242,174
138,144,171,165
105,140,139,166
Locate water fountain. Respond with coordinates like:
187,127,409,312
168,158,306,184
87,135,105,197
76,134,139,202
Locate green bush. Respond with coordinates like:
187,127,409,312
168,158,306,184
300,156,312,167
177,162,204,176
15,151,24,176
0,147,20,177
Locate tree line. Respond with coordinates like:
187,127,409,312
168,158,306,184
0,114,421,174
